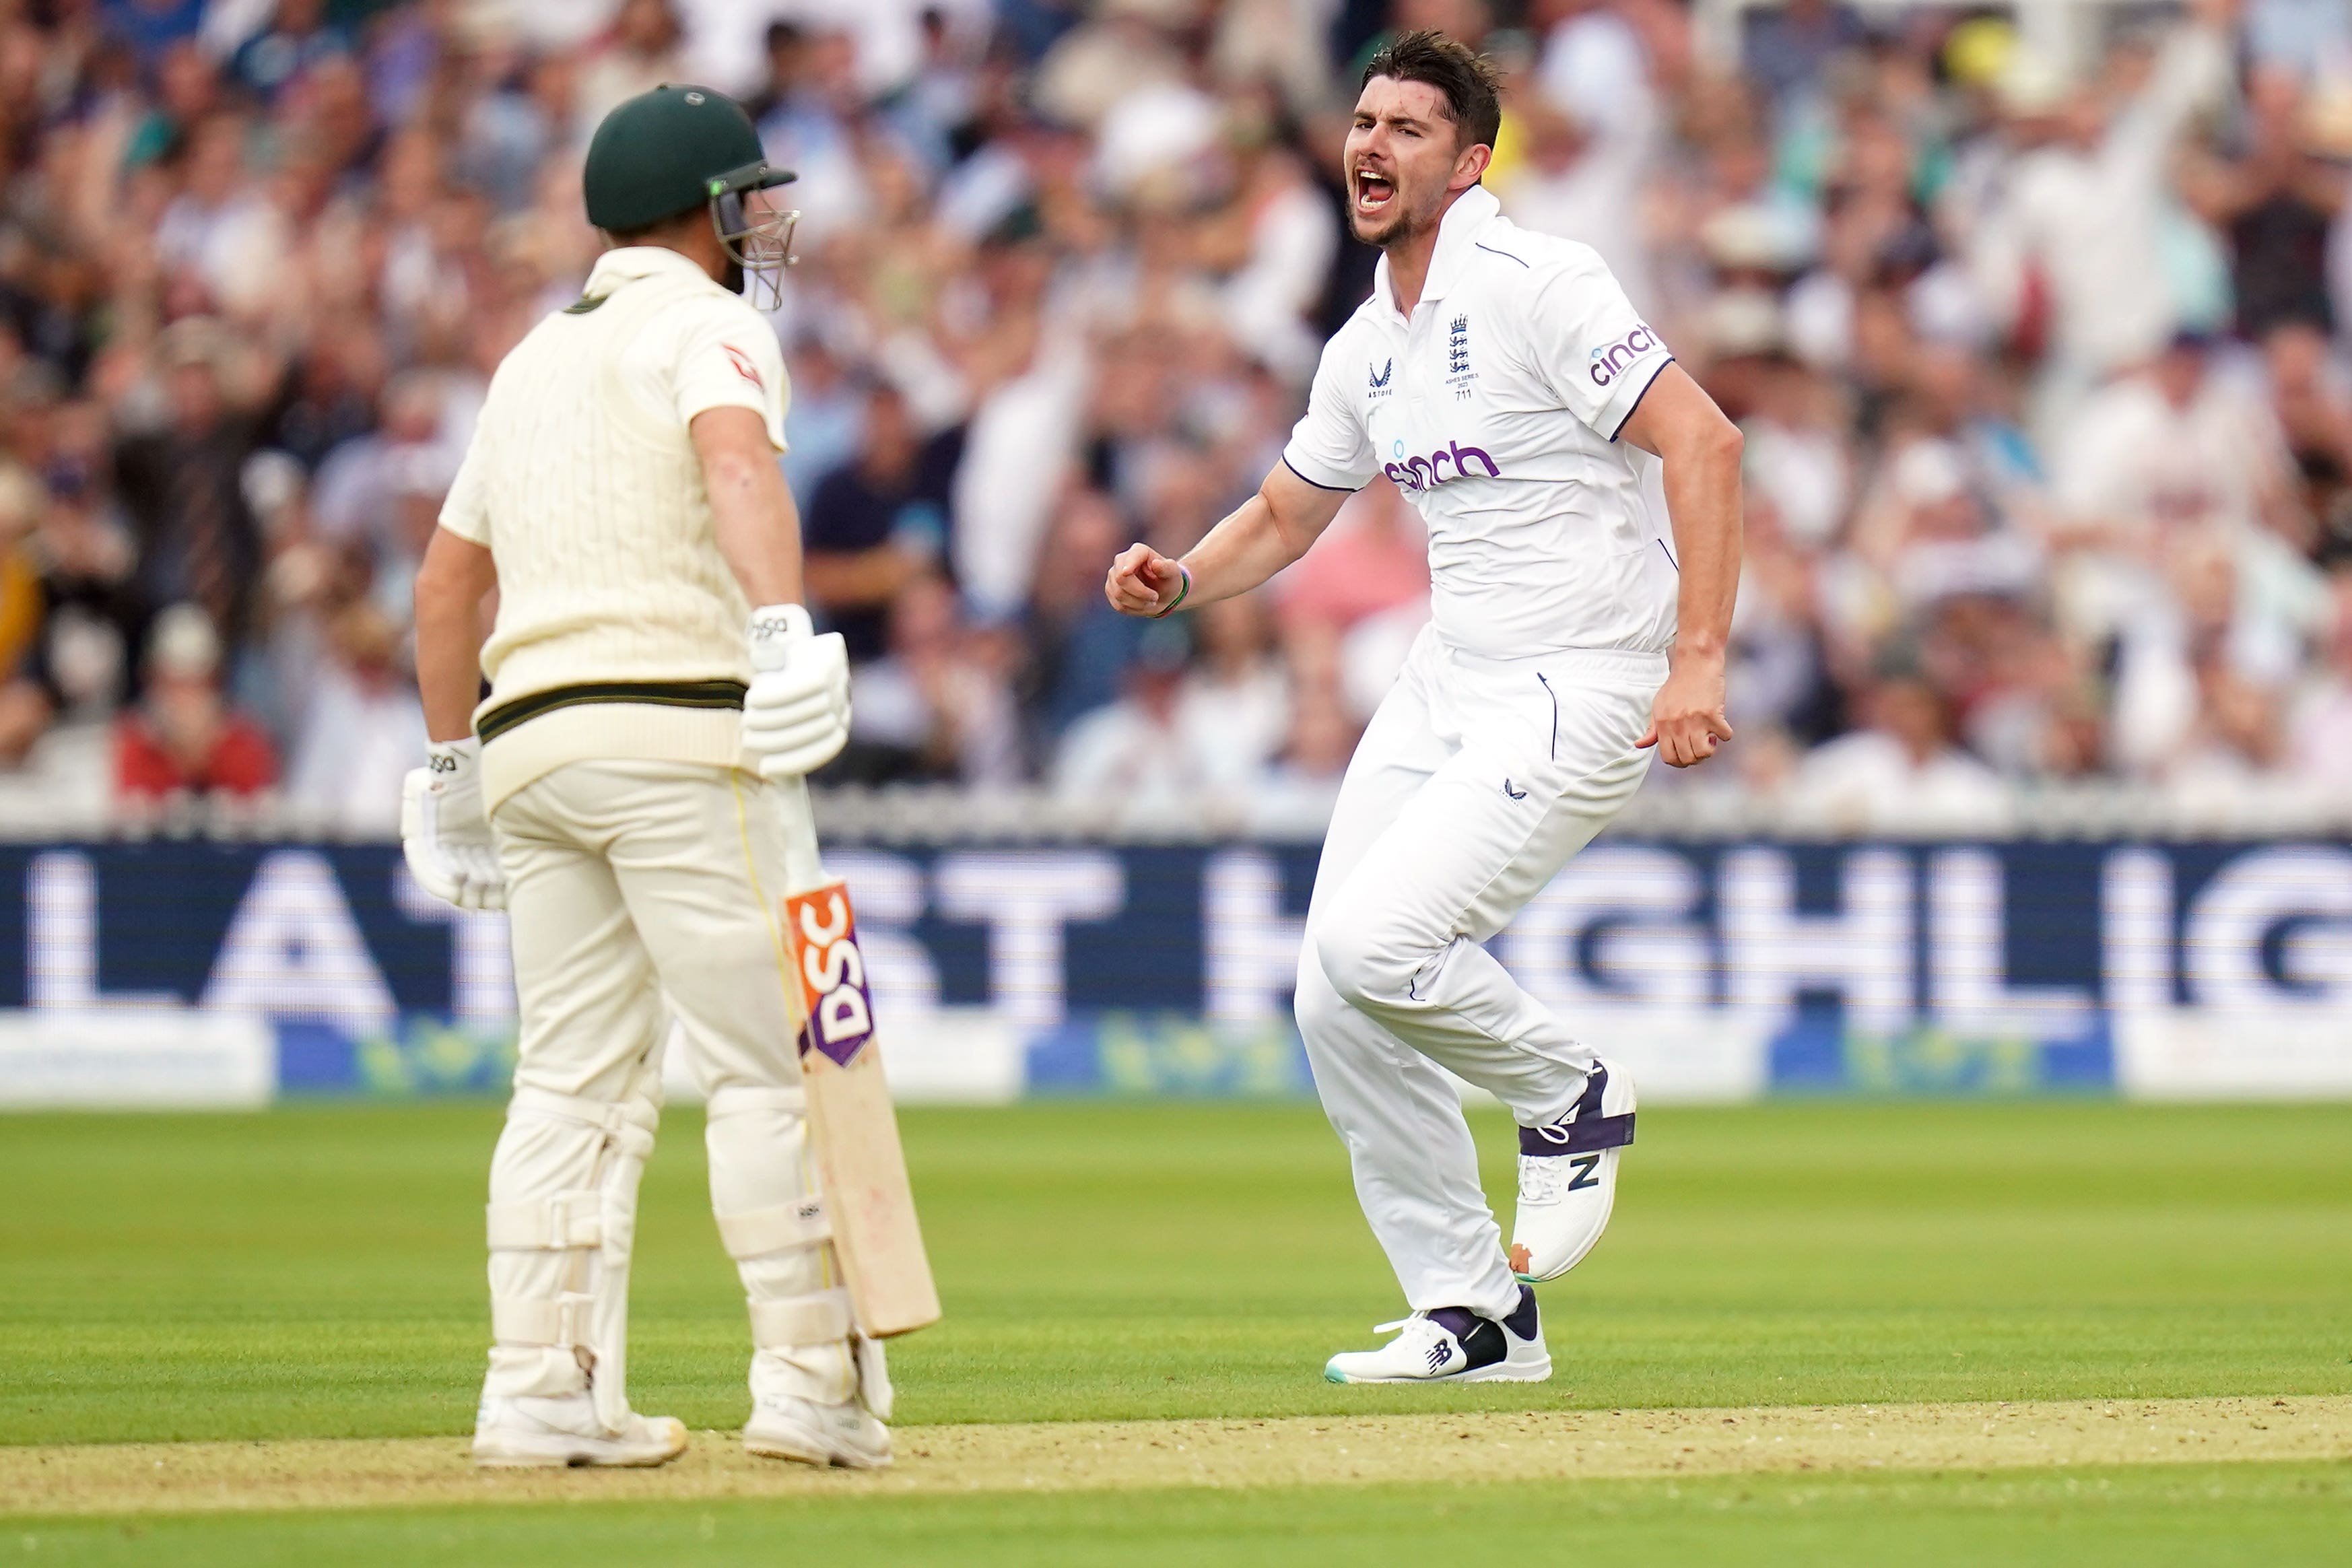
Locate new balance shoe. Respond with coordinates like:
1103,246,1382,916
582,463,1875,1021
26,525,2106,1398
471,1392,688,1468
1509,1057,1636,1283
1323,1285,1550,1384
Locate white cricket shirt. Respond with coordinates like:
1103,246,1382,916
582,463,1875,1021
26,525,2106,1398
1282,185,1679,658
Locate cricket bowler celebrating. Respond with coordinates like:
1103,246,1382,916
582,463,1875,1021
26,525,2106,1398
1108,32,1743,1384
403,85,892,1466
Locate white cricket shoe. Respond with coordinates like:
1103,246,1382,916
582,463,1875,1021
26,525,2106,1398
745,1392,892,1469
471,1392,688,1468
1323,1286,1550,1384
1510,1057,1637,1283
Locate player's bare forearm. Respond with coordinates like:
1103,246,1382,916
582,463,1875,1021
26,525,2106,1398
1184,491,1302,605
1658,426,1742,673
806,544,919,609
1621,365,1743,768
1106,463,1348,617
694,405,804,608
413,527,499,744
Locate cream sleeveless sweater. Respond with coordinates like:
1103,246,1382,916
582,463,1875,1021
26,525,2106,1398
438,247,789,811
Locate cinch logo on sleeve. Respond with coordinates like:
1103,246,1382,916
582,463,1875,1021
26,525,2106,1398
1382,438,1500,493
1588,325,1662,387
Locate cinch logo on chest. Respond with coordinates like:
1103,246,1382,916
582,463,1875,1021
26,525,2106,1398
1383,438,1500,494
1588,325,1662,386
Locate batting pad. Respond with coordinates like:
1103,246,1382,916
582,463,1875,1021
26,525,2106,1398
485,1079,661,1433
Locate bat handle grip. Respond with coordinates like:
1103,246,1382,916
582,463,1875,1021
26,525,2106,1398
772,775,828,894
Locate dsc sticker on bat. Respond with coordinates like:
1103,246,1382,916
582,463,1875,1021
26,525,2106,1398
784,881,875,1068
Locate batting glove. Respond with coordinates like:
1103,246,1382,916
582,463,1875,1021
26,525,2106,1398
743,603,851,780
400,738,507,911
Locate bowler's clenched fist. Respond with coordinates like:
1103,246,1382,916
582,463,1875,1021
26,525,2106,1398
1636,654,1735,768
1106,544,1186,617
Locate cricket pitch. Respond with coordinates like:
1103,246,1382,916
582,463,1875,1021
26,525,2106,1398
7,1395,2347,1518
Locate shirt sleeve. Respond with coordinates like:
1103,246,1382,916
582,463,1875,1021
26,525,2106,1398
1523,250,1675,441
1279,329,1376,492
436,428,492,544
665,298,791,452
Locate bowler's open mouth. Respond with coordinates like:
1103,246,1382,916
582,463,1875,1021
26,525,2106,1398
1353,168,1395,215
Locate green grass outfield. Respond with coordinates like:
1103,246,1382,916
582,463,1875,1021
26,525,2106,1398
2,1099,2349,1561
7,1465,2349,1567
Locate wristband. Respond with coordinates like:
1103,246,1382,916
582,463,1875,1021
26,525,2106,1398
426,737,481,776
1150,562,1193,619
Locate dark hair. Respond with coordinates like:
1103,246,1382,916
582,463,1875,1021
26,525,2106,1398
1360,29,1503,154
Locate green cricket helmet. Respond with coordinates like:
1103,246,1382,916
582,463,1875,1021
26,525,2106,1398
582,83,799,304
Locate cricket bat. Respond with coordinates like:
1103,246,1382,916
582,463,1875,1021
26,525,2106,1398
772,777,942,1338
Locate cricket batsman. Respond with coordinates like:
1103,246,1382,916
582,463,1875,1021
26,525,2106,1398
1108,32,1743,1384
403,85,892,1466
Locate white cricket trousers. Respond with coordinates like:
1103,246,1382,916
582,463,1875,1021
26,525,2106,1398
1297,627,1662,1320
481,759,855,1425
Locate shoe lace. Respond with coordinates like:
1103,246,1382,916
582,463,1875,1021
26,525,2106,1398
1371,1314,1450,1351
1520,1153,1574,1204
1368,1314,1463,1375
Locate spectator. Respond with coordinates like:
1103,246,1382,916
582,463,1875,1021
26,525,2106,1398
2108,531,2303,776
1866,438,2041,613
778,330,865,504
2050,331,2308,656
110,319,267,649
112,603,276,806
2056,335,2289,543
574,0,687,133
103,0,206,65
2168,651,2291,796
2261,321,2352,565
803,381,957,666
1246,671,1362,836
1495,98,1657,314
311,370,453,563
1726,497,1841,753
1275,479,1427,638
1177,592,1289,787
2288,571,2352,796
1054,618,1256,822
0,0,2324,833
835,574,1021,786
1968,2,2234,436
1739,0,1865,119
1720,305,1852,549
226,0,353,107
1792,648,2013,834
0,475,151,767
283,601,426,832
2180,67,2349,340
1020,484,1145,739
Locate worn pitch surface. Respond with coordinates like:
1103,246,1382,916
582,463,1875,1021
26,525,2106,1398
5,1396,2348,1517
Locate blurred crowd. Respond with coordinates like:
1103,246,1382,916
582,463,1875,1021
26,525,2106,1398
0,0,2350,834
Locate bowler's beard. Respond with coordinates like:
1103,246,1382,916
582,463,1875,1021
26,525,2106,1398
1349,193,1434,253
